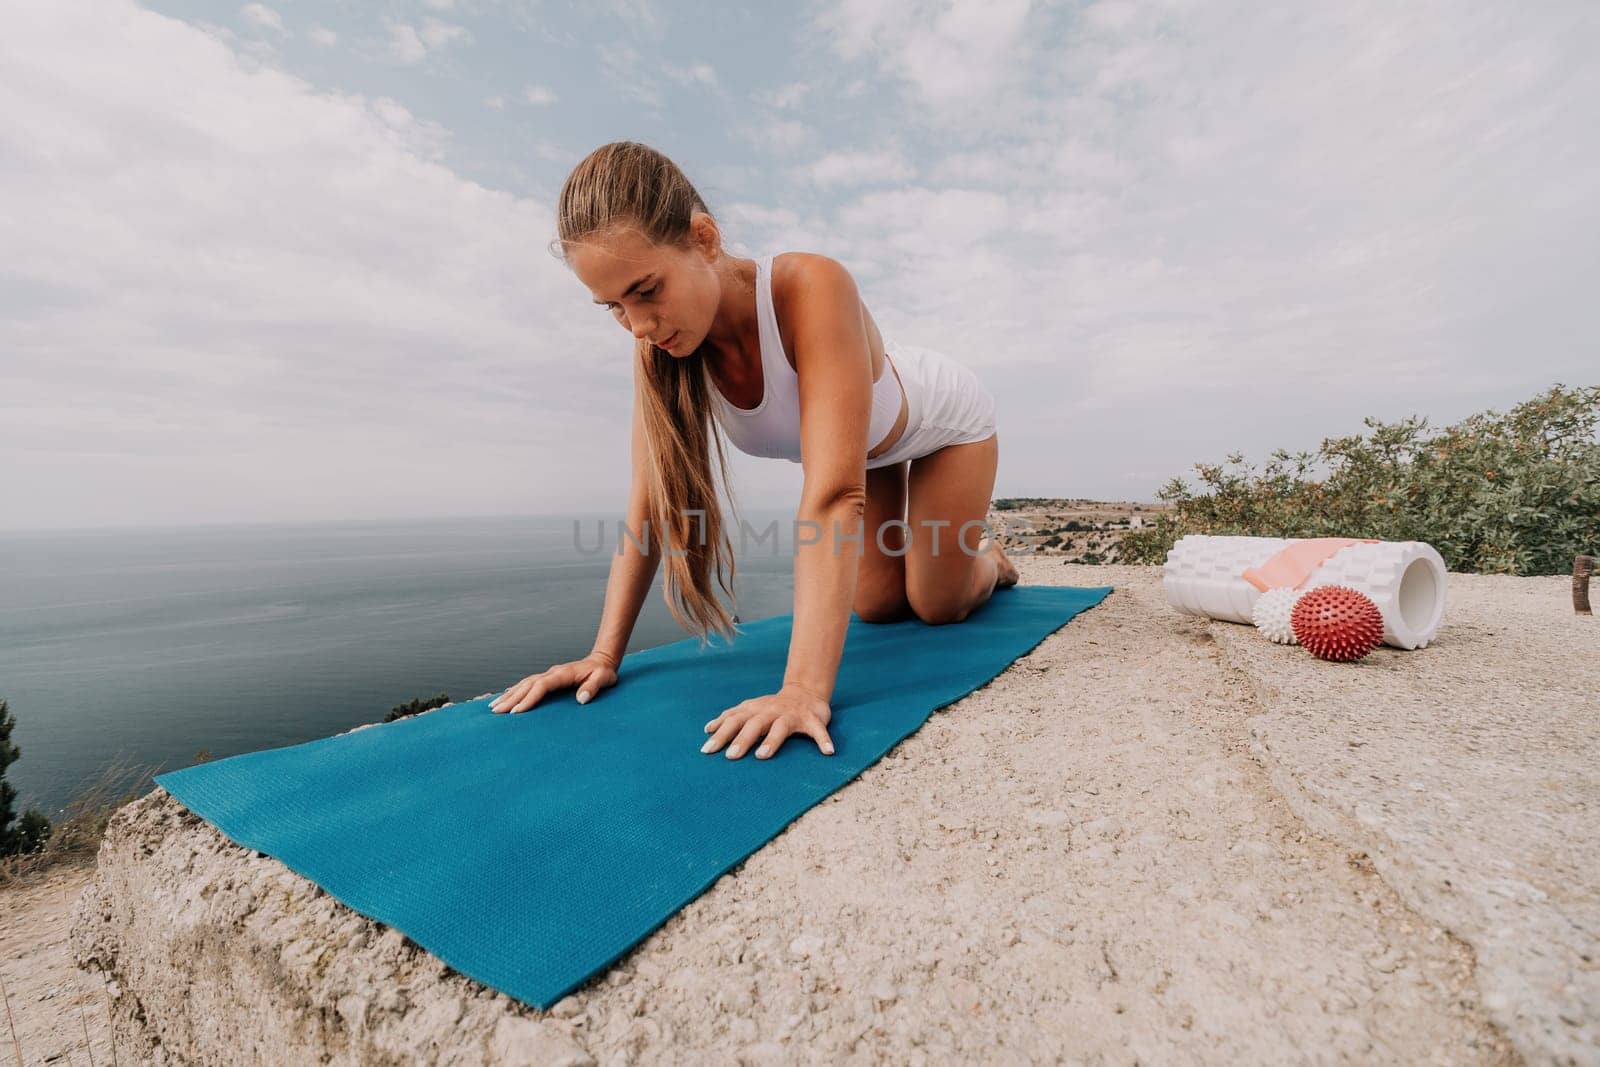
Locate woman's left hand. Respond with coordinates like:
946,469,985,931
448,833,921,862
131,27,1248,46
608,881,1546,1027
702,684,836,759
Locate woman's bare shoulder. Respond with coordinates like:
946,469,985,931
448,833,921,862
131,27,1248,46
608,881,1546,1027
772,251,861,329
773,250,850,290
772,252,885,377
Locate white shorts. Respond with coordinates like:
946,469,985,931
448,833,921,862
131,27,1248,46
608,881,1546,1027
865,340,997,469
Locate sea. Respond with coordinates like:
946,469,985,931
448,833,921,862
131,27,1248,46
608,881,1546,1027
0,511,804,817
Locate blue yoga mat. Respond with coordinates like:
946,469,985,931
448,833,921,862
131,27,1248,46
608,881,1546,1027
154,582,1112,1008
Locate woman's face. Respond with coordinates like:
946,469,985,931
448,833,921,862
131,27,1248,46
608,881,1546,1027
570,226,714,358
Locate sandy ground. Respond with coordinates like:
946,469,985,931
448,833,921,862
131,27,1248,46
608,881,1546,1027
8,561,1598,1064
1,857,114,1066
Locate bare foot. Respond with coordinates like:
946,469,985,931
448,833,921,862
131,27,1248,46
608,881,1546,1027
982,535,1020,588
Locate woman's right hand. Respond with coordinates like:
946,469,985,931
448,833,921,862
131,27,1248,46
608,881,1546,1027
489,650,620,714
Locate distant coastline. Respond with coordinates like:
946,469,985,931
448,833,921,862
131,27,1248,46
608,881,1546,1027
989,498,1172,566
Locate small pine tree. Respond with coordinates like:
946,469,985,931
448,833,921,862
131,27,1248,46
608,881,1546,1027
1,698,53,856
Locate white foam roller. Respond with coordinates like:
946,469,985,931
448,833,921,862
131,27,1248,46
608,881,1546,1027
1162,535,1448,650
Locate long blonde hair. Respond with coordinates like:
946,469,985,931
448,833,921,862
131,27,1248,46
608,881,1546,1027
551,141,743,646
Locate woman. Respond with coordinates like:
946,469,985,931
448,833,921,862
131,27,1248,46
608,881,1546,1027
490,142,1017,762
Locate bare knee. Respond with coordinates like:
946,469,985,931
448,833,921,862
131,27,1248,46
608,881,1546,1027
855,593,913,624
855,553,910,623
908,596,970,626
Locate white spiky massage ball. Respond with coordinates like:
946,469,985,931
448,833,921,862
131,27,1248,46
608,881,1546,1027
1252,587,1302,645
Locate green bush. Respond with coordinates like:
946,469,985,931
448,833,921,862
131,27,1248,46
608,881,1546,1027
1,698,52,857
385,692,451,723
1122,384,1599,576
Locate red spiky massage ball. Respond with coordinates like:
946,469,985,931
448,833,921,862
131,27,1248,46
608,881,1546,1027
1290,585,1385,662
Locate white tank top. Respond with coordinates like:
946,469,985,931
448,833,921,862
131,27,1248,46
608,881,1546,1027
705,254,902,464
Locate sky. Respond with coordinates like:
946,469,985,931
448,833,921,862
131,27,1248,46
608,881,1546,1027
2,0,1596,530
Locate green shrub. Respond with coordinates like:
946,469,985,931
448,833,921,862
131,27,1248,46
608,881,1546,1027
1122,384,1599,576
384,692,452,723
1,698,52,857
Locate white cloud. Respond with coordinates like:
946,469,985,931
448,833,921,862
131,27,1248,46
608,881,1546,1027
307,25,337,47
419,17,471,50
384,20,427,63
721,202,821,259
367,96,453,158
381,17,470,63
530,139,571,163
596,42,664,108
1081,0,1138,32
734,118,812,155
807,149,916,188
901,0,1033,107
195,18,278,65
813,0,1036,113
600,0,662,35
239,3,285,35
804,0,1600,496
483,94,507,110
664,61,718,89
522,84,558,105
812,0,914,63
761,81,812,110
0,0,632,528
